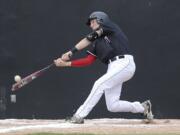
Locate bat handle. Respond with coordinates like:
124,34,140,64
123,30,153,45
46,63,55,69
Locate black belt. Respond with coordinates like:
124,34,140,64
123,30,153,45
108,55,125,64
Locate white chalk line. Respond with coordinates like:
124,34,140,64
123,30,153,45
0,123,78,133
0,119,179,133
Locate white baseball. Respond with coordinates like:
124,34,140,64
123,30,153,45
14,75,21,82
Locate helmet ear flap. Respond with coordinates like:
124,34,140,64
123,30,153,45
96,18,103,24
99,18,103,23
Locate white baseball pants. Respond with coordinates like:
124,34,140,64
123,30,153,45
75,55,144,118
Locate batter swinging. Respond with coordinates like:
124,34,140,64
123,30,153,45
54,11,153,124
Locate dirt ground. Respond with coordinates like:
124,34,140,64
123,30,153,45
0,119,180,135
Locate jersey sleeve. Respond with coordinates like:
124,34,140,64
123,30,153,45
71,54,96,67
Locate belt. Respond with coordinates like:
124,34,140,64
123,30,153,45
108,55,125,64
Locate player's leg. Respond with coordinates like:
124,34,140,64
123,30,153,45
67,73,109,123
70,55,149,123
105,83,144,113
73,73,108,119
104,55,146,113
104,79,153,120
72,56,133,120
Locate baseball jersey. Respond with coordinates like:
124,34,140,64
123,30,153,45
87,22,132,64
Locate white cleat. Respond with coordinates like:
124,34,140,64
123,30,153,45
66,115,84,124
141,100,154,122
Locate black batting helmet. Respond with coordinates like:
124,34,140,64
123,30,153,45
86,11,110,26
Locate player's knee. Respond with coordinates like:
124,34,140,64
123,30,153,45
107,104,117,112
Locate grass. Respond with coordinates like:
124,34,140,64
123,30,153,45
27,133,180,135
27,133,95,135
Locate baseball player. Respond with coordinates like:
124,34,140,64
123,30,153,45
54,11,153,124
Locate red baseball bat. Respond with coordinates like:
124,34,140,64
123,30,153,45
11,63,54,91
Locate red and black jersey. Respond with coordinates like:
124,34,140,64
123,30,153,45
87,23,132,64
72,19,132,67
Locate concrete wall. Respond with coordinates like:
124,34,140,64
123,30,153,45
0,0,179,119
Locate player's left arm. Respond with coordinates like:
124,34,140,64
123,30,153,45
54,54,96,67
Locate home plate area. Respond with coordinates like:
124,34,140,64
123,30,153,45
0,118,180,135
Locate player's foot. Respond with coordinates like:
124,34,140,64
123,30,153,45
141,100,154,121
66,115,84,124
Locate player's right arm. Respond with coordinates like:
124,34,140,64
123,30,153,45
61,29,103,61
61,38,90,61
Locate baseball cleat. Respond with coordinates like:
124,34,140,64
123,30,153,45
141,100,154,121
66,115,84,124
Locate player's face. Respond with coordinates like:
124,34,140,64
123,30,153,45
90,19,100,30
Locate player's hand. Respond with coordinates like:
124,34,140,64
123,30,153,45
54,58,71,67
61,51,73,61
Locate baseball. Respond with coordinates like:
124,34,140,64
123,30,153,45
14,75,21,82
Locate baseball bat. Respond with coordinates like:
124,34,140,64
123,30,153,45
11,63,54,91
